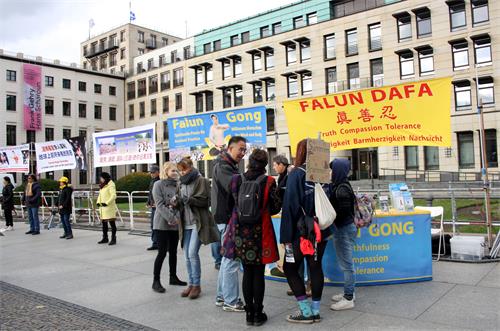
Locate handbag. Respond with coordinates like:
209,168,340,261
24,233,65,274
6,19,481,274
314,183,336,230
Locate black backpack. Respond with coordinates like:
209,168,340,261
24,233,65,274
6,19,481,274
237,174,267,225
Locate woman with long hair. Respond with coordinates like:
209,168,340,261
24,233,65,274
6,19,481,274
96,172,117,245
281,139,332,324
1,176,15,231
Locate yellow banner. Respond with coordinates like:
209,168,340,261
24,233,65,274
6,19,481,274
283,77,452,155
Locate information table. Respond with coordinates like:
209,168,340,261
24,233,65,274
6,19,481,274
266,210,432,286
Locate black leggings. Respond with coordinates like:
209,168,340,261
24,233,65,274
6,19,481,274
154,230,179,281
102,220,116,238
242,264,266,309
4,208,13,227
284,241,327,301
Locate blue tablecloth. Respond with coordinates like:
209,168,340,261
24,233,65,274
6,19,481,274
266,211,432,286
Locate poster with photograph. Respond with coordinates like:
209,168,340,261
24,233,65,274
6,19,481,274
35,140,76,173
68,136,87,171
0,144,30,173
92,124,156,167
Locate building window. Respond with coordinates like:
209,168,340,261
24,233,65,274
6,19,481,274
45,76,54,87
120,30,125,42
473,35,492,65
147,58,154,70
272,22,281,35
175,93,182,111
485,129,497,168
195,67,204,86
162,96,169,113
109,86,116,96
163,121,169,140
109,52,117,67
405,146,419,170
453,80,472,109
45,127,54,142
370,58,384,87
449,2,466,31
138,48,144,55
128,104,134,120
398,51,415,79
368,23,382,51
451,40,469,70
79,130,87,138
253,82,263,103
472,0,489,25
162,37,168,46
94,105,102,119
184,46,191,60
424,147,439,170
149,75,158,94
396,13,412,42
300,40,311,62
293,16,304,29
62,129,71,139
345,28,358,55
206,92,213,111
476,76,494,105
78,81,86,92
78,103,86,118
206,64,213,83
233,57,242,77
325,67,337,94
99,56,107,70
347,62,360,89
213,40,221,51
286,44,297,65
204,43,211,54
109,106,116,121
287,75,299,98
26,130,36,143
260,26,269,38
223,88,232,108
139,102,145,118
458,132,474,169
127,82,136,100
6,125,16,146
417,47,434,75
324,34,336,60
94,84,101,94
173,68,184,87
307,12,317,25
222,59,232,79
230,34,240,46
241,31,250,43
234,86,243,106
62,79,71,89
62,101,71,116
6,95,16,111
138,31,144,43
6,70,16,81
265,79,275,101
414,8,431,38
195,94,203,113
45,99,54,114
160,72,171,91
301,72,312,96
252,53,262,73
151,99,157,116
267,108,275,132
138,79,146,97
265,49,274,70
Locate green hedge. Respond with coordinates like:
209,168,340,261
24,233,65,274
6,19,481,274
115,172,151,193
14,179,59,192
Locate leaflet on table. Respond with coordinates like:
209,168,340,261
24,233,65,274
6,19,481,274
389,183,414,212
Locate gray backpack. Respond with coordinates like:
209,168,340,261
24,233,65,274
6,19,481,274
237,174,267,225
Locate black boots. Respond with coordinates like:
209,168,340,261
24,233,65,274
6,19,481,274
169,275,187,286
109,236,116,245
245,305,255,326
254,304,268,327
152,279,166,293
97,237,109,244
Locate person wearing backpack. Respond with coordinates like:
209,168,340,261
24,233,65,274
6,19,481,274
212,136,247,312
177,157,220,300
281,139,332,324
224,149,281,326
328,159,357,311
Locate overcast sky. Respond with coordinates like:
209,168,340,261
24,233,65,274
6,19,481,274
0,0,293,63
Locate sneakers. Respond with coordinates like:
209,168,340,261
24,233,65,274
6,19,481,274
7,226,13,231
330,297,355,311
215,297,225,307
286,311,315,324
222,299,245,312
331,293,356,302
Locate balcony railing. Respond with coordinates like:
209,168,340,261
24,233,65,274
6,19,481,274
84,39,119,58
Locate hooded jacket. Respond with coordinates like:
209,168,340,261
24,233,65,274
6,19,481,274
58,185,73,214
1,183,15,211
96,180,117,220
329,159,355,228
211,151,240,224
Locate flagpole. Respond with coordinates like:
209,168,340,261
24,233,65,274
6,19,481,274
129,1,131,23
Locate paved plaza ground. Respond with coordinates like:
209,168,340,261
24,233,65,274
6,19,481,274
1,223,499,330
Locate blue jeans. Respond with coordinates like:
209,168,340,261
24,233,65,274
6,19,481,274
332,222,357,296
216,225,240,305
60,213,72,235
211,224,225,266
28,207,40,232
183,228,202,286
150,208,157,246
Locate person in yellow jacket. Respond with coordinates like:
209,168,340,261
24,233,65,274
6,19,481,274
96,172,117,245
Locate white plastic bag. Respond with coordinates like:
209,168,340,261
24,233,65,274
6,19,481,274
314,183,336,230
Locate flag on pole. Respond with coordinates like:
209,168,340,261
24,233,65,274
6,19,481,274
89,19,95,28
130,11,136,21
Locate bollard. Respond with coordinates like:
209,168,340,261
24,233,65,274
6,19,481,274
426,195,434,207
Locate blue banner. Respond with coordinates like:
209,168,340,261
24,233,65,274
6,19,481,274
267,212,432,286
167,106,267,162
